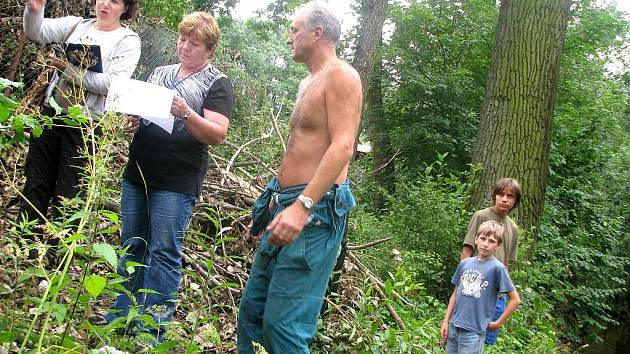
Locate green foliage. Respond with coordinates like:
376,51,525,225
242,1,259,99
354,156,473,299
0,78,52,147
532,0,630,343
140,0,193,29
382,0,498,173
312,266,445,353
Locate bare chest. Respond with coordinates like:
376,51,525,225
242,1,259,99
289,75,328,131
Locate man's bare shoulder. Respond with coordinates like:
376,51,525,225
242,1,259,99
326,60,360,82
324,60,362,95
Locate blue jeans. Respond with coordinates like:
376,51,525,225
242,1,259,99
105,179,195,341
446,324,485,354
484,295,506,345
237,178,355,354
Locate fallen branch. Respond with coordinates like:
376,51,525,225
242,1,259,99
183,253,241,295
348,252,406,330
222,131,273,186
347,251,413,307
270,104,286,153
347,236,394,251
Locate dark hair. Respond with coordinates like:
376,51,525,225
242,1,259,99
492,178,522,210
120,0,140,21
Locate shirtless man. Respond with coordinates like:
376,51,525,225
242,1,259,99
237,2,362,353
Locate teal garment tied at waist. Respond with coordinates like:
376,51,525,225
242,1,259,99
249,177,355,256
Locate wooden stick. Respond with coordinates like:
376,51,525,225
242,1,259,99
270,104,286,153
347,251,413,307
347,252,406,330
184,254,241,295
347,236,394,250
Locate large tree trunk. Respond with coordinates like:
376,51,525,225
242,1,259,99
366,46,394,210
470,0,571,230
351,0,388,100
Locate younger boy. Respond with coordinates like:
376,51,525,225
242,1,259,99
461,177,521,344
441,220,521,353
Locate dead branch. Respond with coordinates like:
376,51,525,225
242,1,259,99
347,252,406,330
221,130,273,186
347,251,413,307
184,253,241,295
270,104,286,153
224,141,276,175
347,236,394,251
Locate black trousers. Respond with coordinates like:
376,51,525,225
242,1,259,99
18,106,91,226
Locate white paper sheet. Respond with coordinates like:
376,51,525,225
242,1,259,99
106,78,176,134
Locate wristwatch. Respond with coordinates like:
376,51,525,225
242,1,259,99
297,194,314,211
181,110,192,121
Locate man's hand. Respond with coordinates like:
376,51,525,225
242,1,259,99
267,202,309,246
27,0,46,12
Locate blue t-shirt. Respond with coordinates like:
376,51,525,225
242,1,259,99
450,256,515,334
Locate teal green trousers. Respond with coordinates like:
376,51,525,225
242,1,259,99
237,177,355,354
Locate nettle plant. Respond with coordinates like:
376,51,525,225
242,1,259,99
0,78,52,147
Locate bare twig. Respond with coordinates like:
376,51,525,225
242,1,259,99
184,253,241,295
270,104,286,153
347,237,394,251
347,251,413,307
347,252,406,330
224,137,276,179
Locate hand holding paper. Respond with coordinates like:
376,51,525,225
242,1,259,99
106,78,176,134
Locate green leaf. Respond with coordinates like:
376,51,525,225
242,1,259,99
64,232,87,244
18,267,48,283
0,330,18,343
0,94,19,109
154,340,179,352
85,275,107,298
138,288,162,295
186,343,200,354
93,243,118,269
0,105,9,121
67,210,91,223
100,210,119,223
0,78,22,89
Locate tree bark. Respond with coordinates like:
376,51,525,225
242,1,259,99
470,0,572,230
366,51,394,210
351,0,388,100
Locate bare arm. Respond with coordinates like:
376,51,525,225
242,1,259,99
267,65,362,246
487,289,521,331
171,96,229,145
441,287,457,339
460,245,473,260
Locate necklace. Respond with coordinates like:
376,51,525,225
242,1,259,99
168,62,209,89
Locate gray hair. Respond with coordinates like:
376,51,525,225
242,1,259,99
300,2,341,44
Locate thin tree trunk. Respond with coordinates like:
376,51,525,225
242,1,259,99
470,0,572,230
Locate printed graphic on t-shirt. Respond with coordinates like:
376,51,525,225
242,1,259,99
460,269,489,299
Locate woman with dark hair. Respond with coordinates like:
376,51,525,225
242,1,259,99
19,0,141,230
